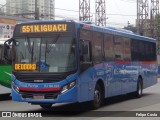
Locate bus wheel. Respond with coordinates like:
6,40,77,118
0,93,11,100
135,78,143,98
91,84,102,109
40,104,52,110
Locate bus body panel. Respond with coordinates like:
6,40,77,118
12,85,77,103
77,64,106,102
142,62,157,89
78,61,157,102
11,61,157,103
12,73,79,103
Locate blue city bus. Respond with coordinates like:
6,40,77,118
5,20,157,109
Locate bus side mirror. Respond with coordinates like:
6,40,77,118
4,38,13,62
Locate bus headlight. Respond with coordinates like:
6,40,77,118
61,81,76,94
12,82,19,93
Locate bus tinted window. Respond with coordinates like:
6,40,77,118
131,39,139,61
92,32,103,62
145,42,149,61
139,41,145,61
104,34,114,61
123,37,131,61
114,35,124,61
151,43,156,61
80,29,91,40
131,39,156,61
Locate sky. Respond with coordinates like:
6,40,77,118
0,0,137,27
55,0,137,27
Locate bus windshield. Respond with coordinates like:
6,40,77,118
13,36,76,73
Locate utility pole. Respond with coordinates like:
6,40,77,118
95,0,106,26
79,0,91,21
137,0,149,36
150,0,159,39
35,0,39,20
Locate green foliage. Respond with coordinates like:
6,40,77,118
123,25,137,34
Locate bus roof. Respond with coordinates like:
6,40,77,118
79,22,156,43
15,20,156,43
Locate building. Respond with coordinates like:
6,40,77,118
0,4,6,15
6,0,55,20
0,15,32,38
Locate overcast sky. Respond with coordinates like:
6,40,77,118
0,0,137,27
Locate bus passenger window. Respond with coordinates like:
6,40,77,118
92,32,103,62
123,37,131,61
104,34,114,61
113,36,124,61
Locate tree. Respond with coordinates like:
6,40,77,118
123,25,137,34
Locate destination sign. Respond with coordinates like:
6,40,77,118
15,64,36,71
21,24,67,33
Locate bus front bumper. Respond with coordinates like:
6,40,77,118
12,84,78,104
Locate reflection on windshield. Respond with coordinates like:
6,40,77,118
14,36,76,73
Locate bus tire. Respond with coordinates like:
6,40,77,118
0,93,11,100
135,78,143,98
91,84,103,109
40,104,52,110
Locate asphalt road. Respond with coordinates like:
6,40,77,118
0,85,10,94
0,79,160,120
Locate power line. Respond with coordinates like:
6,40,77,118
119,0,136,3
113,0,125,23
55,7,136,16
1,3,136,17
0,10,130,27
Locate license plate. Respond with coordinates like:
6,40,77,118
33,95,44,99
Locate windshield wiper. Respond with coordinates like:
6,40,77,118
26,37,32,54
25,37,34,62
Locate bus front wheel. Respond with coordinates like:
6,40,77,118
91,84,103,109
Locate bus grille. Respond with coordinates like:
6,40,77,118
20,92,60,99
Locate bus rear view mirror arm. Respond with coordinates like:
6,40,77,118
4,38,14,62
